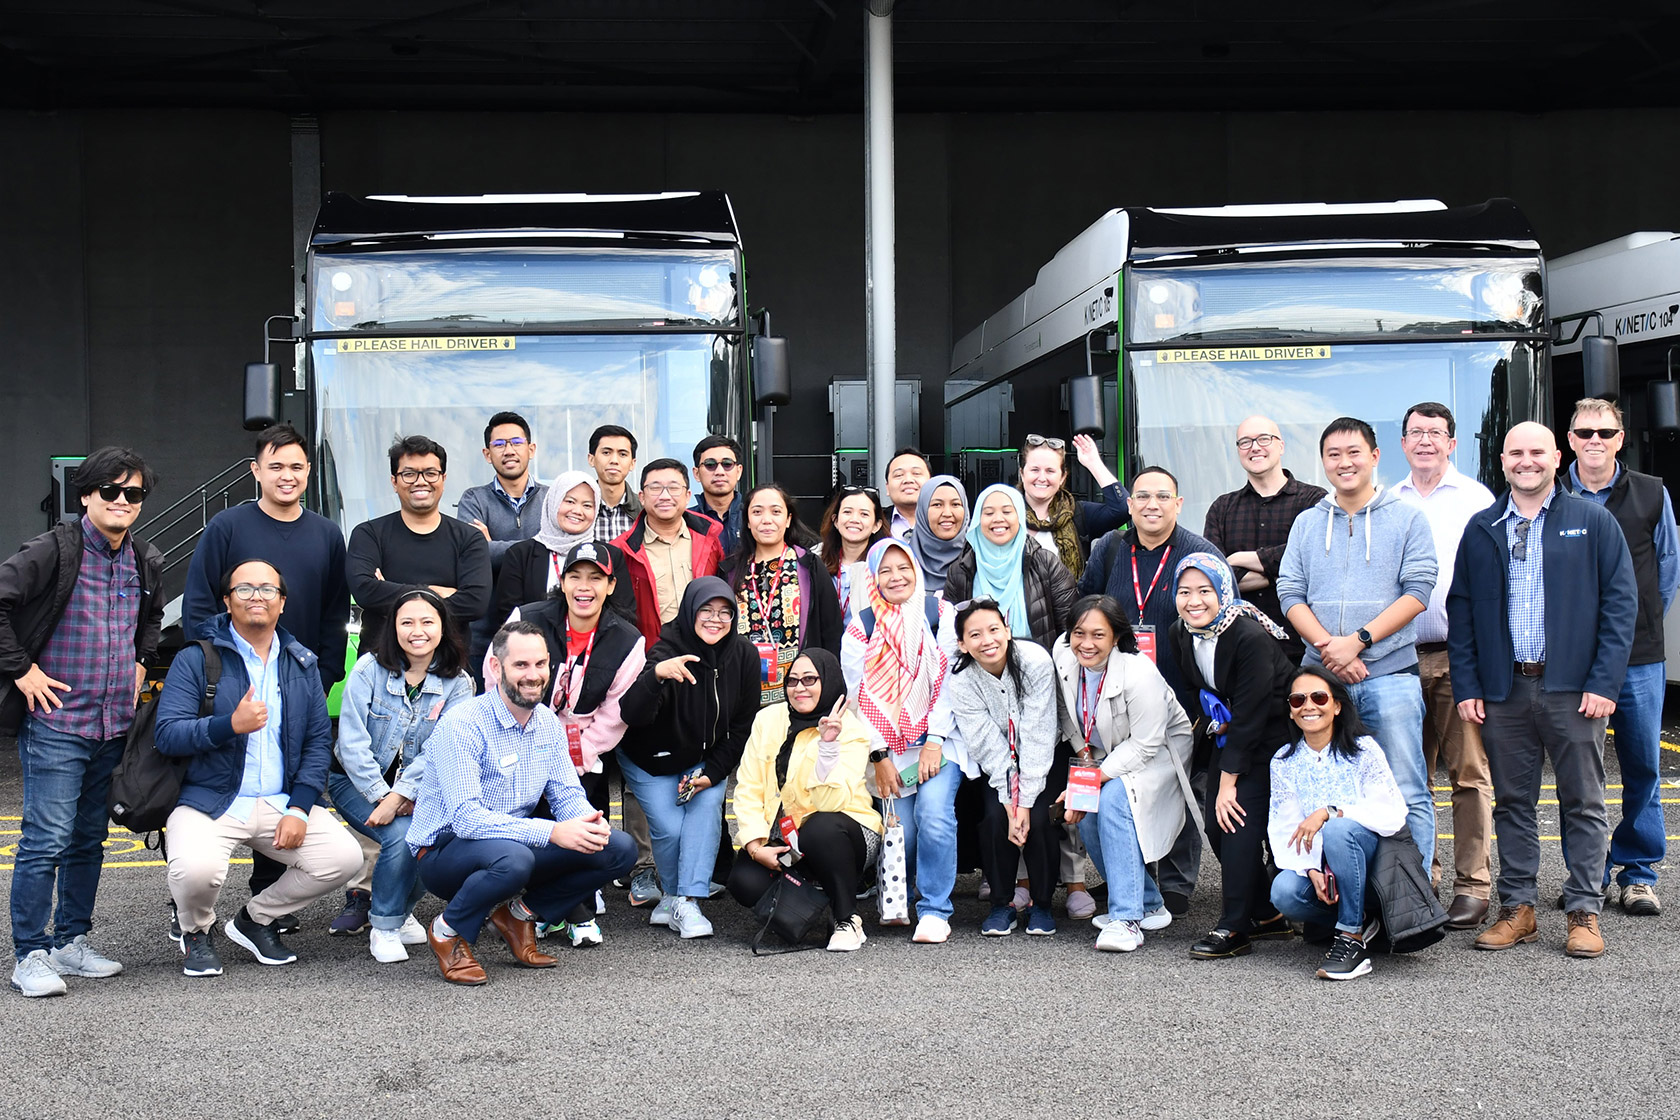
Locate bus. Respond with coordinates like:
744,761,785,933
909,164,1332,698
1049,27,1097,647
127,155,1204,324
946,199,1549,531
248,191,780,534
1549,232,1680,681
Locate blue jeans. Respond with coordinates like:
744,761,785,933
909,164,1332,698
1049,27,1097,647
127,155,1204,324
1603,661,1666,887
326,772,426,931
418,831,635,943
891,760,961,921
1076,778,1163,922
1347,671,1433,873
1270,817,1381,933
618,755,729,899
10,719,124,958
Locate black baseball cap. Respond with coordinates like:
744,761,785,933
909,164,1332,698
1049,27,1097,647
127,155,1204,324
562,540,613,576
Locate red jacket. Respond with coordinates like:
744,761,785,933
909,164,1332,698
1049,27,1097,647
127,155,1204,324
612,511,726,643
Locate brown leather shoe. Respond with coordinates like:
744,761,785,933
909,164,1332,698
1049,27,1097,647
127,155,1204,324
1564,910,1606,958
1444,894,1490,930
489,904,558,968
427,924,488,986
1473,904,1538,950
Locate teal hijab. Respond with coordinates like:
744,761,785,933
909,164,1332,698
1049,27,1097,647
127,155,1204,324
965,484,1031,638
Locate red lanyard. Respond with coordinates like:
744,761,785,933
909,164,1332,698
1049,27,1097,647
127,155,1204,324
1006,716,1021,808
749,549,790,636
835,570,849,622
553,622,597,714
1078,669,1105,751
550,549,567,588
1131,544,1172,615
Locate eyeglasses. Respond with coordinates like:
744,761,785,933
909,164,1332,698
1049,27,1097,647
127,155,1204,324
1131,490,1178,503
395,468,443,483
837,485,881,501
95,484,149,503
696,606,733,620
643,482,688,496
1234,434,1280,451
488,437,528,449
1287,690,1332,709
1571,427,1622,441
1403,427,1451,442
230,583,282,601
785,673,822,689
1024,434,1066,450
699,458,740,472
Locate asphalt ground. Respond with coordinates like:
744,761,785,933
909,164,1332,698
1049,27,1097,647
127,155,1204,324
3,734,1680,1120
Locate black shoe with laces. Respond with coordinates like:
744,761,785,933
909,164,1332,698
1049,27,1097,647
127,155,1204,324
273,912,301,935
167,900,183,948
180,928,224,977
1315,932,1373,980
1188,929,1252,959
225,906,298,965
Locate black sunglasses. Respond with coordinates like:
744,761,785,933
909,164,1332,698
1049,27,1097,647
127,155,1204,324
699,458,739,471
837,485,881,501
95,483,149,504
1571,427,1621,441
1287,690,1332,709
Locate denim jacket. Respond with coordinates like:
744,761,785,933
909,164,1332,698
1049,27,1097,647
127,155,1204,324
333,653,475,804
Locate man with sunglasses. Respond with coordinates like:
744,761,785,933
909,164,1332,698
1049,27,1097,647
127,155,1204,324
1,447,164,997
1448,422,1635,958
348,435,492,652
690,435,746,554
1559,397,1678,918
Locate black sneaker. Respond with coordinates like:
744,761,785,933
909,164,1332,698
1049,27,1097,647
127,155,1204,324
1189,929,1252,959
167,900,183,948
180,928,224,977
327,888,371,935
273,912,301,935
1315,932,1373,980
225,907,298,966
1161,891,1191,917
1248,913,1295,941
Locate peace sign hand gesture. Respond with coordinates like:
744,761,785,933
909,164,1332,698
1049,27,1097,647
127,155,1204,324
817,696,846,742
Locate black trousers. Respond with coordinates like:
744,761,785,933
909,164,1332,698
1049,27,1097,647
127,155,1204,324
1204,766,1279,933
979,787,1058,910
727,812,869,923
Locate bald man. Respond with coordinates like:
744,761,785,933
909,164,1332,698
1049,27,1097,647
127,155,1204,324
1446,422,1637,959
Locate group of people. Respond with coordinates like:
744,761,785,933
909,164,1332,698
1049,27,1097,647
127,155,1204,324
3,395,1670,994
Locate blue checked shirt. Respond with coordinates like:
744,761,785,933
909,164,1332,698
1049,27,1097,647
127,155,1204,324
1496,490,1551,663
406,688,590,852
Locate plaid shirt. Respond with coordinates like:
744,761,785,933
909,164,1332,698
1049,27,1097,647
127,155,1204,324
1201,470,1327,632
594,488,642,544
34,517,142,740
1496,490,1551,664
406,688,591,853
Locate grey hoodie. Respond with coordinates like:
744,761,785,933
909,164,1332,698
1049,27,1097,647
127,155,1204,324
1275,485,1437,677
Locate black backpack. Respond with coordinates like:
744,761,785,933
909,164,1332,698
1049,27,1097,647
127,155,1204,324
108,639,221,834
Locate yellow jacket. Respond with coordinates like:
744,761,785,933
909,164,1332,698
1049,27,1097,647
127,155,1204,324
734,705,881,846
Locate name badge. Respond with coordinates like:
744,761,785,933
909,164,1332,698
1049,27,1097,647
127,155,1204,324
756,642,780,685
776,813,801,861
498,752,518,772
1134,624,1158,664
565,724,585,772
1066,761,1103,813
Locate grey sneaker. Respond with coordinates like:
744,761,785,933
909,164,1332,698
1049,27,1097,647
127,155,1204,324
627,869,663,907
49,935,123,978
669,897,714,939
1621,883,1662,916
648,896,675,927
10,950,68,998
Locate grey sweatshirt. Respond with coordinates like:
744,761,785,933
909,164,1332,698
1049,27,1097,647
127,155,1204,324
1275,485,1437,677
946,639,1059,806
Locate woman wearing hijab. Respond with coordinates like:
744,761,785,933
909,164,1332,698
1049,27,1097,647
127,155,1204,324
1018,433,1130,582
729,648,881,951
1168,551,1299,961
619,577,761,939
492,470,636,629
906,475,970,597
841,538,971,944
943,483,1077,651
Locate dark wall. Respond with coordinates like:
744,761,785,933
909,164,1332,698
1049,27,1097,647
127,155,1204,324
5,107,1680,552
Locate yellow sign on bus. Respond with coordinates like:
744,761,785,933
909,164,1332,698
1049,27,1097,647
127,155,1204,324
1154,345,1332,363
327,336,518,354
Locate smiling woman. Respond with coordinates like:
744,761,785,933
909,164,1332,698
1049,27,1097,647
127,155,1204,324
942,484,1077,651
492,471,638,630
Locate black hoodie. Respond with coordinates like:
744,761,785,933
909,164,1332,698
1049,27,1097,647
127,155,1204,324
619,576,761,783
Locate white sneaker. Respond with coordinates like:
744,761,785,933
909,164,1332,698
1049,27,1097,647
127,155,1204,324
669,897,714,939
369,927,409,963
566,919,604,948
911,915,952,944
397,914,428,945
1096,920,1144,952
10,950,68,998
48,935,123,978
594,890,606,916
1092,914,1112,929
827,915,867,952
1141,906,1173,932
648,897,675,927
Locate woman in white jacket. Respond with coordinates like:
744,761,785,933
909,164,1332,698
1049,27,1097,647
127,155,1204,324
1052,595,1198,953
1268,665,1406,982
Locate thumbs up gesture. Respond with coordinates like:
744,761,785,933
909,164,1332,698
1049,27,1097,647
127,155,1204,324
231,685,269,734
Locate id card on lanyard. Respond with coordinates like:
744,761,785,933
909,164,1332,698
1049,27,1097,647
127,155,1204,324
1068,671,1104,812
1131,543,1170,665
1006,716,1021,809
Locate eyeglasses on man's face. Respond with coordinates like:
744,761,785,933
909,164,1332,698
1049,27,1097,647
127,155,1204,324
396,468,443,484
95,483,149,504
488,437,528,449
1571,427,1622,442
643,482,688,496
1403,427,1451,443
1234,434,1280,451
700,458,739,472
230,583,282,601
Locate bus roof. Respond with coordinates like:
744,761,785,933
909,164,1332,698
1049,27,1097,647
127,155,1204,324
311,191,741,248
1550,232,1680,353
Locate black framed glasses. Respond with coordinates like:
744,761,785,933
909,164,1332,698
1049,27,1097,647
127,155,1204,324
699,457,740,472
395,468,443,484
487,437,528,449
1234,433,1280,451
1287,690,1332,709
1024,434,1066,450
1571,427,1621,441
230,583,282,601
785,673,822,689
95,483,149,503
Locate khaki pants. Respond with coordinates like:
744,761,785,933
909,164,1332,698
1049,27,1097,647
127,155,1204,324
166,801,362,933
347,827,381,893
1418,648,1493,900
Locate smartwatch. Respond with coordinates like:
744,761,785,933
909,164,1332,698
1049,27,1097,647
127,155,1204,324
1325,805,1340,818
1356,627,1374,648
868,748,890,763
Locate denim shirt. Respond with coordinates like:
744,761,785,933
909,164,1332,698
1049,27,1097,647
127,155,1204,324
333,652,475,804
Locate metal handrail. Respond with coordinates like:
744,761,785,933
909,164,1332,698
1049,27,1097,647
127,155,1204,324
133,458,258,576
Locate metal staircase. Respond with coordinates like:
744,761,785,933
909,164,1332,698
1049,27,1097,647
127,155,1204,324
132,458,257,633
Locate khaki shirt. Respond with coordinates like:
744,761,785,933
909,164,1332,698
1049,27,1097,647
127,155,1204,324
644,520,693,624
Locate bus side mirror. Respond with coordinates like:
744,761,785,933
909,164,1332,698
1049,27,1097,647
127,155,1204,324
753,336,791,406
1068,374,1105,439
1582,335,1620,401
244,362,282,431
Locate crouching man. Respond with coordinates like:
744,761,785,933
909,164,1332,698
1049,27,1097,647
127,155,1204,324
406,621,636,985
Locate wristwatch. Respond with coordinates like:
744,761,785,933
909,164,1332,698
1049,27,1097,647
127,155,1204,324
1356,627,1374,648
1325,805,1340,818
868,748,890,763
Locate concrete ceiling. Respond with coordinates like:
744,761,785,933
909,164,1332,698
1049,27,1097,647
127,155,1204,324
4,1,1677,114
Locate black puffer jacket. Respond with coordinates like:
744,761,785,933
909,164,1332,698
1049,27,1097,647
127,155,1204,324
1371,833,1449,953
941,538,1078,652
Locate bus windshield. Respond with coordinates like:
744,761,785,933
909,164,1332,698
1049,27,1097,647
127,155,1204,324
1129,339,1539,530
313,332,740,531
311,245,740,331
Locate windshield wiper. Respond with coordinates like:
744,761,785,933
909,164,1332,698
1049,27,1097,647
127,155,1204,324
1164,327,1334,342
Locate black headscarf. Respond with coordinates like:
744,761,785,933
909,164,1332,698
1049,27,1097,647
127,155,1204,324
660,576,740,667
775,647,845,788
